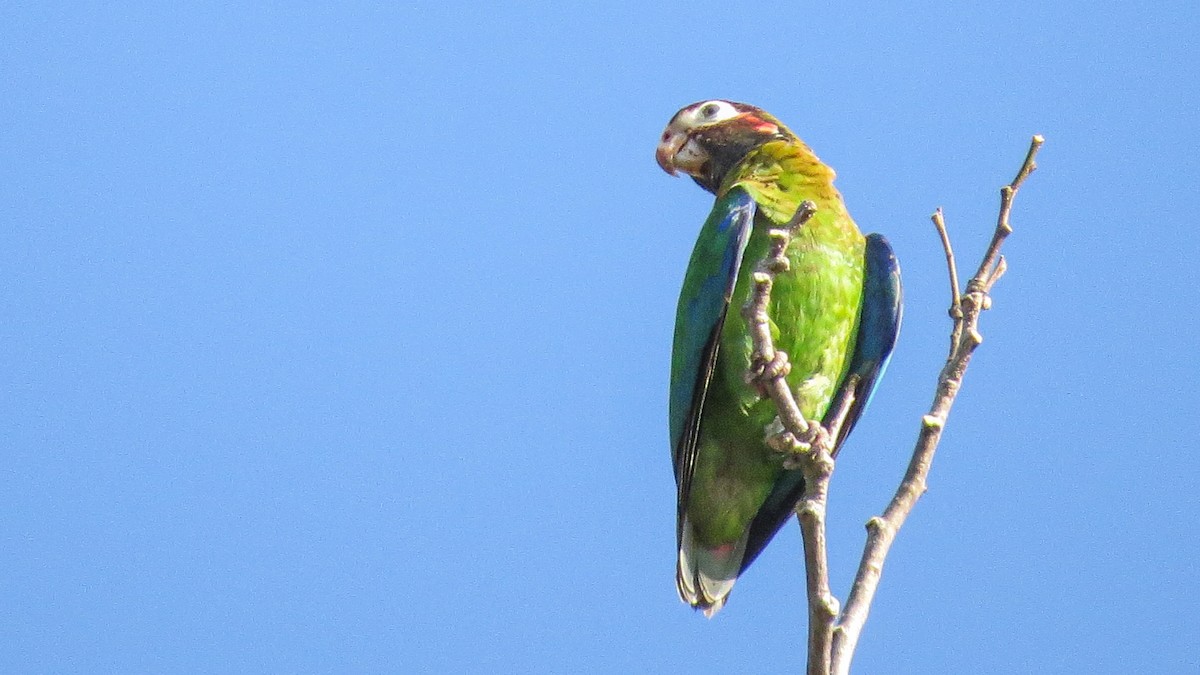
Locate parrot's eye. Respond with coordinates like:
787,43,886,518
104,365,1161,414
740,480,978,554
688,100,738,126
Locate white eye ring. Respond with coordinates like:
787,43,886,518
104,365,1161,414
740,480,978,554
688,100,739,125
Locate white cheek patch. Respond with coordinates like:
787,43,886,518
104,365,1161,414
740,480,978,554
674,136,708,168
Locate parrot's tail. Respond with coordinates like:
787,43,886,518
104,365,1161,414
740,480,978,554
676,518,748,617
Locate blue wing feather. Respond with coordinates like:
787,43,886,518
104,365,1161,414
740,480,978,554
829,233,903,448
669,187,757,537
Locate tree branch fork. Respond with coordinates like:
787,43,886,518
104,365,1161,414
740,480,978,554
742,136,1044,674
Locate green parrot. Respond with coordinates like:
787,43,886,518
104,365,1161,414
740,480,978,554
656,100,902,616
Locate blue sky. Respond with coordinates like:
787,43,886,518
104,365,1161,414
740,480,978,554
3,2,1198,672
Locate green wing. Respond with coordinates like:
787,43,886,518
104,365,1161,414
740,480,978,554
669,186,756,541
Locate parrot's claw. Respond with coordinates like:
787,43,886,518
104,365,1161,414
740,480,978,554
778,441,810,470
765,417,833,470
747,350,791,393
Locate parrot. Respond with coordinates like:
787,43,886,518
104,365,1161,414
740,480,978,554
656,100,902,616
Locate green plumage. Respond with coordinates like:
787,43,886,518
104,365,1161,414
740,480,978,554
659,101,900,616
676,140,863,545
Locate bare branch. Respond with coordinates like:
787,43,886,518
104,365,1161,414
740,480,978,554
737,135,1043,674
743,202,829,453
984,256,1008,294
969,135,1043,293
823,376,859,446
796,455,836,675
932,208,963,358
829,135,1044,675
741,200,842,675
931,208,961,316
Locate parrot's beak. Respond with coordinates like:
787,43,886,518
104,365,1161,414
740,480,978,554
658,128,710,179
656,130,686,176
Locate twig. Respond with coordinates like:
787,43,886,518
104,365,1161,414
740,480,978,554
823,376,860,447
741,200,841,675
970,138,1042,295
931,208,962,358
828,135,1044,675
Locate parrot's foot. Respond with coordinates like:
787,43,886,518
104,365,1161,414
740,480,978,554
764,417,833,471
747,350,791,394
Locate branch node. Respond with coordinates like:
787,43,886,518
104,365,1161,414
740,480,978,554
797,500,825,525
921,414,944,430
818,595,840,620
864,516,889,536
